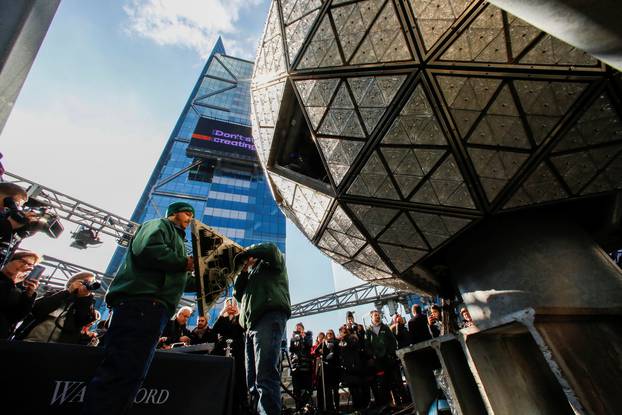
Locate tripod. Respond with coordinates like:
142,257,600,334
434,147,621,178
279,344,296,408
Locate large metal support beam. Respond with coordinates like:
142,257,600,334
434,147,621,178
0,0,60,133
37,255,196,308
488,0,622,71
291,283,416,318
4,171,139,245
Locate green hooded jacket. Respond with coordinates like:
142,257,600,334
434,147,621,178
233,243,291,330
105,218,194,316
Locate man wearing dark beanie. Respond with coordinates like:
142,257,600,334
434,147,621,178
81,201,195,415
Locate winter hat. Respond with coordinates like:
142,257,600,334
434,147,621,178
166,202,195,218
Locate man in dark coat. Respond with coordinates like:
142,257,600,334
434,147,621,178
16,271,96,344
81,202,196,415
190,314,216,345
365,310,398,408
233,242,291,415
408,304,432,345
159,305,193,348
0,250,40,338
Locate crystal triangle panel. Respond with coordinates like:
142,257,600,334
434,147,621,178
410,211,472,248
437,75,502,139
344,260,393,281
282,0,322,25
504,163,567,208
332,1,370,62
252,81,286,127
348,203,400,238
269,173,297,206
381,148,445,197
467,85,531,148
411,155,475,208
410,0,473,51
254,2,286,81
379,243,427,273
378,212,428,249
441,5,507,63
552,93,622,152
291,184,334,238
513,80,588,145
348,152,400,199
507,16,541,59
581,150,622,195
520,34,599,67
285,10,321,63
382,84,448,145
318,137,364,184
298,14,344,69
468,148,529,201
354,244,392,272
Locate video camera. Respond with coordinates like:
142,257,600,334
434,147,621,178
2,197,63,239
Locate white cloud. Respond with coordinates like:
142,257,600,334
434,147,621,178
123,0,263,59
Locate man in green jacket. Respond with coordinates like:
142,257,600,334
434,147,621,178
81,202,195,415
233,242,291,415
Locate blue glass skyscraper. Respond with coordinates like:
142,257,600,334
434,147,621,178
106,38,286,320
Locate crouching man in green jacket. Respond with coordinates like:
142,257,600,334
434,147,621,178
81,202,195,415
233,242,291,415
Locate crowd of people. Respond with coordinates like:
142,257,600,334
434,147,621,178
287,303,474,413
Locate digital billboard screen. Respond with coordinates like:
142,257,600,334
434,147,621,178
189,118,256,158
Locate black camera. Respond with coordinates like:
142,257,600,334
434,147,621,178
82,280,101,291
3,197,63,239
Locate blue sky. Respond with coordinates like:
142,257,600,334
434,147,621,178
2,0,398,335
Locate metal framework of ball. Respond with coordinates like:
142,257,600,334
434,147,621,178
250,0,622,294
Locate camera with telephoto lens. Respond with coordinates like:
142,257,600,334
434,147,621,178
82,280,101,291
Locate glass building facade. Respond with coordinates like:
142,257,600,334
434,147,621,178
106,38,286,321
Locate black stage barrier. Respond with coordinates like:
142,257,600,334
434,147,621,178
0,340,234,414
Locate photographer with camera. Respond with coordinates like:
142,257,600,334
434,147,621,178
15,271,98,344
289,322,313,411
0,250,41,339
0,184,37,243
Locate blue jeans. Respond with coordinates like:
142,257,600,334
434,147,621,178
80,299,169,415
245,310,287,415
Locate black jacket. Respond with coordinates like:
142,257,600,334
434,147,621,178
289,331,313,372
212,315,245,357
190,324,217,345
15,289,96,344
0,272,35,339
407,314,432,345
161,318,192,346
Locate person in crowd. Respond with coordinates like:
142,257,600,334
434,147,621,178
0,183,38,246
337,325,368,411
0,250,40,338
316,329,340,412
365,310,398,408
428,304,443,338
81,201,196,415
159,306,193,348
390,313,410,349
311,331,325,355
212,297,247,415
290,322,313,411
233,242,291,415
345,311,356,332
190,314,216,344
80,310,101,346
460,307,474,328
16,271,97,344
408,304,432,345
